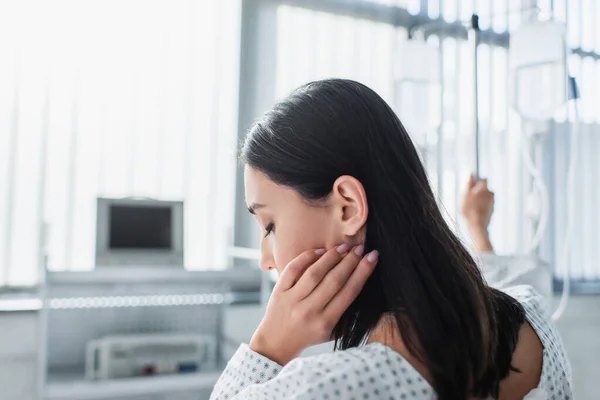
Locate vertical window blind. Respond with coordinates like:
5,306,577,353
0,0,241,286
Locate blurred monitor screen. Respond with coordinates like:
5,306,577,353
109,205,172,249
96,198,184,267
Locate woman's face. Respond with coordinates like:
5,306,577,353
244,167,343,274
244,167,336,274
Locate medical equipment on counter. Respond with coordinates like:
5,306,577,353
95,198,184,267
42,268,262,399
85,333,217,380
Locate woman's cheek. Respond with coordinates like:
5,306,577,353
272,239,292,275
273,239,305,275
272,218,330,273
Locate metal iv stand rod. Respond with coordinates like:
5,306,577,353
470,13,481,180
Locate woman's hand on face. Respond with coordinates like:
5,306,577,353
249,244,379,365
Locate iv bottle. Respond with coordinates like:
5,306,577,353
395,39,442,146
510,20,568,121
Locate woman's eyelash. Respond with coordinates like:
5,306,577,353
264,222,274,237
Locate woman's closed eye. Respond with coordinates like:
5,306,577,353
264,222,274,237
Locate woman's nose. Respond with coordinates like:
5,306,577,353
259,239,275,272
259,259,274,272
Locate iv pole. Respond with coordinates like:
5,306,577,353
469,14,481,180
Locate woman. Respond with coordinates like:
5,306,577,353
211,79,571,399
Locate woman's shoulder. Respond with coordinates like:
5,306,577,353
501,285,561,340
501,285,558,353
502,285,550,322
502,284,544,305
279,343,434,399
502,285,573,397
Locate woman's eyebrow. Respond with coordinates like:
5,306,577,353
247,202,266,215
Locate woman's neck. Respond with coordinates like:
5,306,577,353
367,313,433,385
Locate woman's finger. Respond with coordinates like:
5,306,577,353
290,244,350,300
323,250,378,321
276,249,324,292
475,178,488,191
467,174,476,189
306,245,366,310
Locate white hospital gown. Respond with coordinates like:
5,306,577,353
211,286,572,399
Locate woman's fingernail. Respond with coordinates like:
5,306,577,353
336,244,350,254
367,250,379,263
354,244,364,256
315,248,326,255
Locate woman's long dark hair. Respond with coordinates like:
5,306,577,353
241,79,525,399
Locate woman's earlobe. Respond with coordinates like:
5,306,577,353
352,224,367,243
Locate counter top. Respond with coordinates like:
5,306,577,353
0,289,42,312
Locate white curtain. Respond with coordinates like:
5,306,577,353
275,6,399,108
547,46,600,281
549,122,600,281
0,0,241,286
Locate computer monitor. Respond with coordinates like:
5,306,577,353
95,198,184,267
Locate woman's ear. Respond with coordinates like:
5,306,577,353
331,175,368,240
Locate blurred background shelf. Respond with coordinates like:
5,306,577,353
40,268,263,400
45,371,221,400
